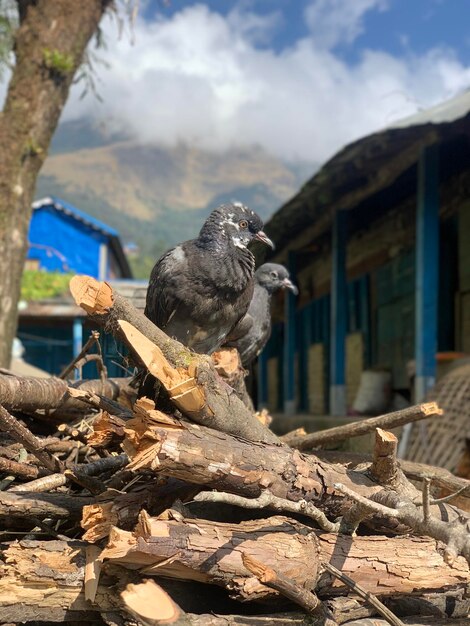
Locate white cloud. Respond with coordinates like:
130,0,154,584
54,1,470,162
304,0,388,50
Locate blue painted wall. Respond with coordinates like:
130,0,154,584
28,205,108,278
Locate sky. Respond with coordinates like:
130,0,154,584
45,1,470,163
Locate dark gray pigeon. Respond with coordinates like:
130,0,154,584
226,263,298,366
144,202,274,355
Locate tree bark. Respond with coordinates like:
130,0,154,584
0,0,113,367
1,536,468,624
0,373,129,416
99,513,470,601
122,407,466,531
286,403,442,450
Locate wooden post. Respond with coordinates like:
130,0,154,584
329,210,348,416
399,145,439,458
283,251,297,415
72,317,83,381
299,305,312,412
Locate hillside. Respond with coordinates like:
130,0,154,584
37,119,316,277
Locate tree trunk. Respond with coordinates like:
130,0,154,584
99,512,470,601
0,0,113,367
122,405,466,530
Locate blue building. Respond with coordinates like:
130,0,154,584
259,89,470,421
18,197,137,376
27,196,132,279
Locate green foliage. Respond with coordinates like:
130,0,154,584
24,137,43,157
43,48,74,74
21,270,73,301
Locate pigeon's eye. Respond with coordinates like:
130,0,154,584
270,271,278,278
239,220,248,229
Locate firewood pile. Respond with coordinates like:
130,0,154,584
0,276,470,626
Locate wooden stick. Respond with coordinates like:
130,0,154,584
9,453,128,493
323,563,405,626
334,482,470,563
0,405,63,472
0,455,49,480
0,491,92,520
194,489,339,532
370,428,399,489
0,373,128,416
241,553,329,619
59,330,100,379
287,403,443,450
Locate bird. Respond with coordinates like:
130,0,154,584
144,202,274,355
226,263,298,366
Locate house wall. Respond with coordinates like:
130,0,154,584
28,206,108,277
265,167,470,414
458,201,470,352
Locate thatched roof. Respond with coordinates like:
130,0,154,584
266,90,470,262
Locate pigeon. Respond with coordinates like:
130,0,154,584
226,263,298,366
144,202,274,355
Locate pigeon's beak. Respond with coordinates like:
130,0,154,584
282,277,298,295
255,230,275,249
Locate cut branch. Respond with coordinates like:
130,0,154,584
122,405,467,536
0,404,63,472
323,563,405,626
99,511,470,600
370,428,399,489
0,491,92,520
287,403,443,450
194,490,339,532
69,276,279,444
241,553,325,617
0,373,129,417
334,482,470,563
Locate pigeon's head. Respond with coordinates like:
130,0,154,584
200,202,274,250
255,263,298,295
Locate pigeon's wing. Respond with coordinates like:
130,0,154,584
145,245,187,330
224,313,254,344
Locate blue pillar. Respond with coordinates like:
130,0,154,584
283,251,297,415
415,144,439,401
257,351,268,410
73,318,83,380
329,210,348,415
299,305,312,412
399,145,439,459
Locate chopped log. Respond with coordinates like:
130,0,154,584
0,491,92,520
241,553,326,617
81,479,200,542
69,276,279,445
0,539,123,623
370,429,400,489
121,579,191,626
121,403,466,533
287,403,443,450
0,538,466,625
0,455,49,480
0,373,129,416
99,511,470,600
101,511,320,602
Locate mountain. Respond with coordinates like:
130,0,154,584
37,119,317,278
